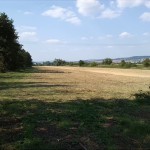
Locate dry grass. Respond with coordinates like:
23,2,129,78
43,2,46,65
0,66,150,149
0,66,149,102
9,66,149,101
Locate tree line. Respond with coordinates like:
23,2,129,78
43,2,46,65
0,13,32,72
34,58,150,68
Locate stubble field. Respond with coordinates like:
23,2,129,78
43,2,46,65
0,66,150,149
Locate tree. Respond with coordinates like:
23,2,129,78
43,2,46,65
90,62,98,67
143,58,150,67
102,58,112,65
24,51,32,67
0,12,20,70
17,49,32,68
53,59,66,66
0,12,32,72
0,49,5,72
120,60,126,67
79,60,85,66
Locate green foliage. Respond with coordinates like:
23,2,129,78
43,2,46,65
102,58,112,65
79,60,85,66
0,50,6,72
53,59,66,66
119,60,137,68
0,12,32,72
143,58,150,67
67,62,75,66
17,49,32,68
120,60,126,67
90,62,98,67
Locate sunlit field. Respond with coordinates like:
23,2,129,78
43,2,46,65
0,66,150,149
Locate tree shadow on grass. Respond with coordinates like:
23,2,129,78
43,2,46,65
0,67,70,80
18,67,70,74
0,91,150,150
0,81,72,90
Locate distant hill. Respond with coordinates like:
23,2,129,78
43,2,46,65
85,56,150,63
34,56,150,64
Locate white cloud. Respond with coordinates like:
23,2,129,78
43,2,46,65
117,0,143,8
42,5,81,25
76,0,121,19
116,0,150,8
100,9,121,19
45,39,66,44
81,36,88,40
140,12,150,22
145,1,150,8
143,32,150,36
65,17,81,25
119,32,133,38
17,26,38,42
19,32,38,42
107,45,113,48
110,1,115,7
76,0,104,16
24,11,33,15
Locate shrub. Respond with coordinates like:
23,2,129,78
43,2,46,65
120,61,137,68
53,59,66,66
90,62,98,67
79,60,85,66
143,58,150,67
102,58,112,65
134,89,150,105
120,60,126,67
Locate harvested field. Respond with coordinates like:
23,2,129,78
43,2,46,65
0,66,150,149
18,66,149,101
51,66,150,78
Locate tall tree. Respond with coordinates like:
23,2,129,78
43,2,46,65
0,12,32,71
17,49,32,68
0,12,20,70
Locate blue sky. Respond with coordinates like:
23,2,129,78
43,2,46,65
0,0,150,61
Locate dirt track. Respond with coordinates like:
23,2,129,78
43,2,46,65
42,66,150,78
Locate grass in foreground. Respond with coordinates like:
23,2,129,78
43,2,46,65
0,67,150,149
